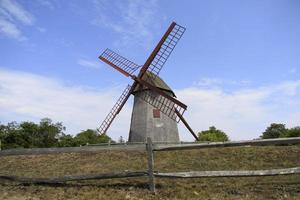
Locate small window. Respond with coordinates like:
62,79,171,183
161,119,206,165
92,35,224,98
153,109,160,118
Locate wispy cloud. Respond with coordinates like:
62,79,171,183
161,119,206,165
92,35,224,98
77,58,101,69
0,0,34,40
288,67,297,74
1,69,299,141
0,0,34,25
196,77,251,88
35,0,55,10
197,78,223,87
37,27,46,33
0,17,23,40
90,0,161,51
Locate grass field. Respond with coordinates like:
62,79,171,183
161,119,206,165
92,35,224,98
0,145,300,199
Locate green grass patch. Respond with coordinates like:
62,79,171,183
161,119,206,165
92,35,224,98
0,145,299,199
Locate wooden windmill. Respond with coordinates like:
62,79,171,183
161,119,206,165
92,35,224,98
97,22,199,142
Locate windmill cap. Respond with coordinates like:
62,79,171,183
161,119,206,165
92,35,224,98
132,71,176,97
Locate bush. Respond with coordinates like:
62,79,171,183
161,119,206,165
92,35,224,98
58,134,76,147
260,123,300,139
198,126,229,142
286,127,300,137
261,123,288,139
73,129,111,146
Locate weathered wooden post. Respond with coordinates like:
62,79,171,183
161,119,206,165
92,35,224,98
146,137,156,194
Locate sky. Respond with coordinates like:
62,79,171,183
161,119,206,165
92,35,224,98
0,0,299,141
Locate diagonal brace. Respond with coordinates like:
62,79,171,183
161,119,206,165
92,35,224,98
175,109,199,141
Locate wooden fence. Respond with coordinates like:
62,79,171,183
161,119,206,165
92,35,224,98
1,137,300,194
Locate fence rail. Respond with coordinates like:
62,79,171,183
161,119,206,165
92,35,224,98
1,137,300,194
1,137,299,156
155,167,300,178
0,144,146,156
147,137,300,193
153,137,300,151
0,171,147,184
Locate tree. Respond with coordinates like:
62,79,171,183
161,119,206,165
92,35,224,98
0,122,5,136
58,134,76,147
0,119,114,149
261,123,288,139
286,126,300,137
38,118,65,147
1,122,26,149
19,122,39,148
0,122,6,145
74,129,111,146
118,136,125,143
198,126,229,142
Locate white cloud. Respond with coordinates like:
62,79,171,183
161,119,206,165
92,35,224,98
0,69,299,142
0,68,131,141
0,0,34,40
77,58,101,69
91,0,161,51
176,81,300,141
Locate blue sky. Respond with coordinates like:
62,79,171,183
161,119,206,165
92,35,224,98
0,0,299,141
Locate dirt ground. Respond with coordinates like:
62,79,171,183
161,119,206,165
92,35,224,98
0,145,299,199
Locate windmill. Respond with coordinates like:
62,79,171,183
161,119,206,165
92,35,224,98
97,22,199,143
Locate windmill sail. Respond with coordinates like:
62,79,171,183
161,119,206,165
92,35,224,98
99,48,141,77
145,23,186,82
138,90,185,122
135,22,186,122
97,85,132,134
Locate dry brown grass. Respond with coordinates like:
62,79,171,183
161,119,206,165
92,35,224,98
0,145,300,199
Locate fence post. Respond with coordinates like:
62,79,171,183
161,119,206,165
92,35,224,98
146,137,156,194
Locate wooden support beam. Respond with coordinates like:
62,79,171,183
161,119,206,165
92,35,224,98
99,56,131,77
175,109,199,141
146,137,156,194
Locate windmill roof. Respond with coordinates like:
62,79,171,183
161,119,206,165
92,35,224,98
132,71,176,97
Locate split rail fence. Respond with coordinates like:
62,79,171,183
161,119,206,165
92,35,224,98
1,137,300,194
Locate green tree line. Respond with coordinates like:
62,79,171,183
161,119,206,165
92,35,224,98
197,124,300,142
1,119,299,149
260,123,300,139
0,118,112,150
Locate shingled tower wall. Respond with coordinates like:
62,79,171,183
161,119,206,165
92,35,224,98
128,73,180,143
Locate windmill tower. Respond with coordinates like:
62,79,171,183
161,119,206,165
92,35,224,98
97,22,199,143
129,71,179,143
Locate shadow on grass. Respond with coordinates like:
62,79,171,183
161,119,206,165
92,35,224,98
0,181,163,190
